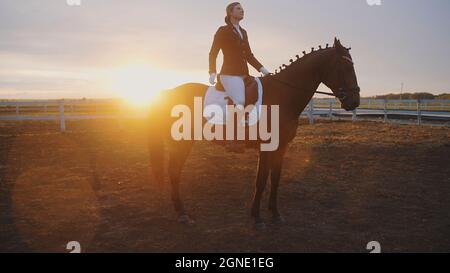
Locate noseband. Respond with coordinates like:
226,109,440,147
332,55,360,100
331,86,360,100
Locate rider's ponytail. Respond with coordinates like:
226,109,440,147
225,2,240,25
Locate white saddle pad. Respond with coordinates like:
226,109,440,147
203,77,263,126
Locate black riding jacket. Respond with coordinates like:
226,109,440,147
209,22,264,76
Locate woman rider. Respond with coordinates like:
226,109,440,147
209,2,271,107
209,2,271,152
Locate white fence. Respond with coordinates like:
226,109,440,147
304,98,450,126
0,99,124,131
0,98,449,131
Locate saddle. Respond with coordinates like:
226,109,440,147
215,75,259,108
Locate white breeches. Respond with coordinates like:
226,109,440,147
220,75,245,106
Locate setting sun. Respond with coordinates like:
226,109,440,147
109,63,173,106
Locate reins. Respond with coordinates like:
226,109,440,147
266,75,339,98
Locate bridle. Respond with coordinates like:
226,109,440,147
268,77,341,98
266,54,360,100
332,55,361,100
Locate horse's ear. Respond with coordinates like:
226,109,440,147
334,37,341,47
334,37,347,55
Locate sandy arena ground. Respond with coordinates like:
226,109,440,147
0,119,449,252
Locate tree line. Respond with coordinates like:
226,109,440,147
364,93,450,100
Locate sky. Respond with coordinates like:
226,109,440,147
0,0,449,99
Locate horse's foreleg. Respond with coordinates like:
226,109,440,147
268,146,287,223
168,141,194,224
251,151,270,228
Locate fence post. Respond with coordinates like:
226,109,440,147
308,99,315,125
417,99,422,125
15,103,20,116
59,100,66,132
383,99,388,123
352,109,357,122
329,101,333,120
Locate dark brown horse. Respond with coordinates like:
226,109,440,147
148,38,360,229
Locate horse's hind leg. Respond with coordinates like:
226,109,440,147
168,141,194,224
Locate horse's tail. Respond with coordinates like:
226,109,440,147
148,105,165,184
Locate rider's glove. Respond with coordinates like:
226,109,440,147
209,73,217,85
259,67,271,76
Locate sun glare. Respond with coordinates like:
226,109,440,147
110,63,173,106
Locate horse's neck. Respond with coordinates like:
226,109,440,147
269,49,333,117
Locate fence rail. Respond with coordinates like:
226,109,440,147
306,98,450,126
1,98,449,131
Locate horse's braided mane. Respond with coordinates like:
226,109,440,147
271,41,352,75
272,44,335,75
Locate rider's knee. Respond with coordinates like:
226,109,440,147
233,89,246,106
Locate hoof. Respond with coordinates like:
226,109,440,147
178,215,195,226
254,220,266,231
272,215,285,224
